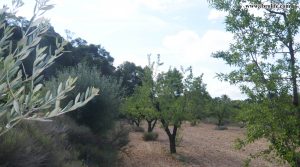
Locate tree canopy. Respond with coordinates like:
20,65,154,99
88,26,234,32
209,0,300,166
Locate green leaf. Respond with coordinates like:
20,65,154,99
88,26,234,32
13,100,20,114
33,84,43,94
57,83,62,94
40,4,54,11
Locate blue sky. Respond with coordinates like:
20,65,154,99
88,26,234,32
3,0,247,99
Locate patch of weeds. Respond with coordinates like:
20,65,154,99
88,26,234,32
143,132,158,141
133,126,145,132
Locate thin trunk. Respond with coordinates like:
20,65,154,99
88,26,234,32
169,135,176,154
284,13,300,167
146,119,157,132
134,119,140,127
161,118,177,154
289,34,298,107
296,157,300,167
280,12,299,107
147,120,152,132
151,119,157,131
170,125,177,154
218,118,222,127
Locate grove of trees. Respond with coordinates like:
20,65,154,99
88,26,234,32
122,56,215,153
3,0,300,166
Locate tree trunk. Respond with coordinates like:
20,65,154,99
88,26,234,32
218,118,222,127
151,119,157,131
285,17,300,167
296,158,300,167
147,120,152,132
146,119,157,132
134,119,140,127
161,119,178,154
169,134,176,154
289,41,299,108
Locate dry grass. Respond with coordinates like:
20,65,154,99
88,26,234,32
118,122,288,167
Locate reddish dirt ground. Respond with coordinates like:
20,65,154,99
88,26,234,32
118,123,288,167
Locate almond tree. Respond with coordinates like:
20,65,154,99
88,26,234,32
209,0,300,166
156,68,192,153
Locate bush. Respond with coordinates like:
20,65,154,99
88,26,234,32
133,126,145,132
45,63,123,134
214,125,228,130
65,117,130,167
143,132,158,141
0,116,130,167
0,120,79,167
190,119,200,126
105,121,130,148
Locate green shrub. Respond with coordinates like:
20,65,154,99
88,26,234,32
45,63,123,134
65,117,130,167
105,121,130,148
0,116,130,167
133,126,145,132
0,120,79,167
143,132,158,141
214,125,228,130
190,119,200,126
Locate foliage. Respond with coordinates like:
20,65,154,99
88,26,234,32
0,0,98,136
183,68,211,120
63,29,115,76
120,58,160,132
115,61,143,96
120,94,144,127
231,99,251,127
143,132,158,141
157,68,193,128
0,120,79,167
121,55,210,153
0,117,129,167
71,44,115,76
156,67,194,153
209,0,300,166
45,63,123,133
210,95,232,127
67,119,130,167
190,119,200,126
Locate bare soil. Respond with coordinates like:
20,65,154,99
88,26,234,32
118,123,288,167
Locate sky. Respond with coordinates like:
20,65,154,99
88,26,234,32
2,0,247,100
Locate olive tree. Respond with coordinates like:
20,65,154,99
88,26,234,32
45,63,123,133
0,0,98,136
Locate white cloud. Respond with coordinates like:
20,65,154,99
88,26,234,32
208,9,227,21
159,30,246,99
162,30,233,63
